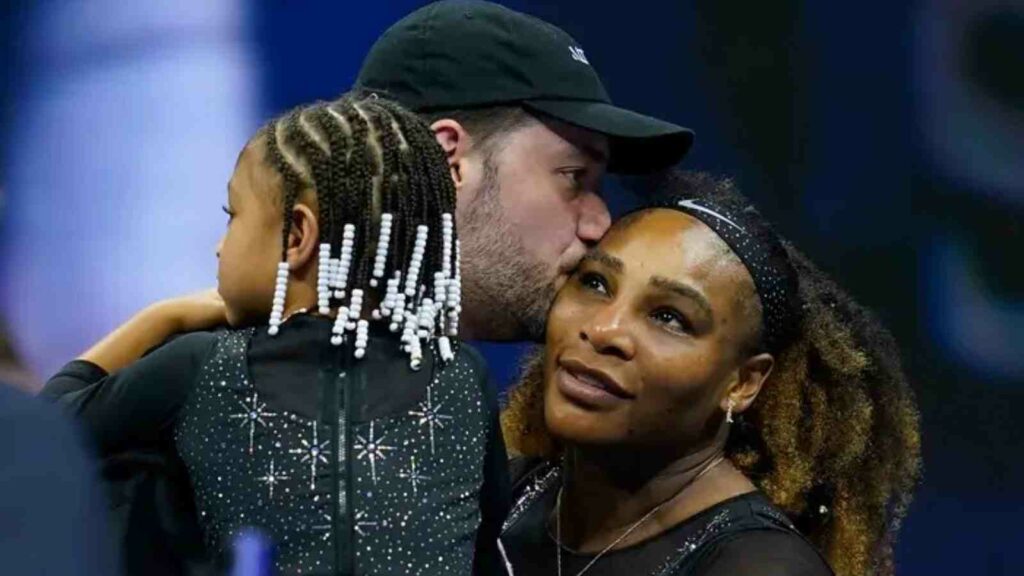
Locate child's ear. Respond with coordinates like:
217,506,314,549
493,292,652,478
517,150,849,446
285,202,319,272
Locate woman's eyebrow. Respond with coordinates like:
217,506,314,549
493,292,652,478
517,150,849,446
581,249,623,272
650,276,713,319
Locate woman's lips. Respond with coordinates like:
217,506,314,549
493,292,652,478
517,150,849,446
555,358,634,409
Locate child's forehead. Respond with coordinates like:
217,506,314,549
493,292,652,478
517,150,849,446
236,133,268,169
228,137,279,204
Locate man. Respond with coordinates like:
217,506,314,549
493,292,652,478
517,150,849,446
355,0,694,342
357,9,692,567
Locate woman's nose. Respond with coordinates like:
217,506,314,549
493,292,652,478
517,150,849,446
580,302,636,360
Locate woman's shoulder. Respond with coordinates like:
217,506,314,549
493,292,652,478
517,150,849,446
505,456,560,525
687,493,833,576
694,529,832,576
507,455,552,487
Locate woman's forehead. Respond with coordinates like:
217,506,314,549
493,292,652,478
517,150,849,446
599,209,751,293
603,210,724,264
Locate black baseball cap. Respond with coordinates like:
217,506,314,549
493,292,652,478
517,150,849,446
355,0,694,174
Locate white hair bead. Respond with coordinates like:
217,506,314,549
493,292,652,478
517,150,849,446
354,319,369,359
317,242,333,315
333,224,356,300
330,302,349,345
371,213,393,288
438,336,454,362
441,213,454,280
403,226,428,299
268,260,289,336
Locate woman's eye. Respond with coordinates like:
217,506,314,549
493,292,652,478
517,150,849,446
578,271,608,295
652,308,692,334
222,205,235,223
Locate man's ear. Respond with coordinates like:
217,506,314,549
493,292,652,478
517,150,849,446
431,118,472,189
285,202,319,272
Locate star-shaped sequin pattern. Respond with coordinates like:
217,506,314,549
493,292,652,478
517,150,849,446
354,422,395,484
228,392,277,455
256,459,289,500
397,456,431,497
290,421,330,490
408,384,452,454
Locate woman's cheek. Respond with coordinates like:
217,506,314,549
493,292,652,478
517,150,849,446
548,293,583,338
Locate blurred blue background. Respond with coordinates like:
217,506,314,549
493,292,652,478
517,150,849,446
1,1,1021,573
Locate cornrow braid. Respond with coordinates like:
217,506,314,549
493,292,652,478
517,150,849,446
374,100,417,272
359,102,401,288
336,99,376,291
285,107,342,317
287,107,335,246
251,93,459,365
364,101,418,296
376,98,457,302
262,113,304,261
364,102,409,277
315,104,352,251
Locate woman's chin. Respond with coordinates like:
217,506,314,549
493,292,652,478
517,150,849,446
544,397,628,447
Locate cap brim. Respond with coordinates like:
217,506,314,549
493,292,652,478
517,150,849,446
522,99,694,175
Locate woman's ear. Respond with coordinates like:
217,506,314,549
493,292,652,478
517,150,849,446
722,353,774,415
285,202,319,272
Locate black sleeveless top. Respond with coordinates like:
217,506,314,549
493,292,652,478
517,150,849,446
44,316,509,575
499,458,833,576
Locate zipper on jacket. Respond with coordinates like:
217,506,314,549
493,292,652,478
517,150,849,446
335,344,354,574
344,353,357,575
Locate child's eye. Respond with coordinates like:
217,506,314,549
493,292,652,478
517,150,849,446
577,271,609,295
651,308,693,335
222,205,235,222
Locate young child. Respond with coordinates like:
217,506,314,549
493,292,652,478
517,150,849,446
43,94,508,575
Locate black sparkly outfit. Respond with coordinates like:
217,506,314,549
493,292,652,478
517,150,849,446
499,459,833,576
43,316,509,576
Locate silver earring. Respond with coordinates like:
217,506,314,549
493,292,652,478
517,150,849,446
726,398,735,424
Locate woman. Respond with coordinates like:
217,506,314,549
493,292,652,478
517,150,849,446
500,172,921,576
